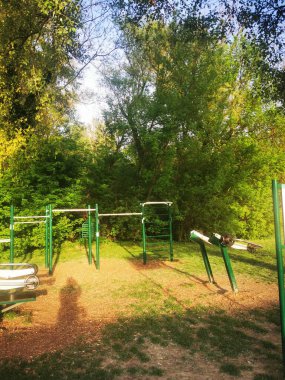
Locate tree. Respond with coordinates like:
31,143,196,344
100,21,285,239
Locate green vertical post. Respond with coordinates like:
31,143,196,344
95,204,100,269
190,233,215,283
209,234,238,293
45,206,49,268
142,204,147,264
9,205,14,263
87,205,92,265
219,245,238,293
169,204,174,262
272,179,285,364
48,204,53,275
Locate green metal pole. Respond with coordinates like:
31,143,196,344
87,205,92,265
272,179,285,364
95,204,100,270
9,205,14,263
49,204,53,275
142,204,147,264
45,206,49,268
190,234,215,283
209,234,238,293
220,245,238,293
169,204,174,262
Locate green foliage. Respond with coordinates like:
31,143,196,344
97,22,285,239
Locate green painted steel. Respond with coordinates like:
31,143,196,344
9,205,14,263
169,206,173,262
87,205,92,265
48,204,53,275
209,234,238,293
190,233,214,283
142,202,173,264
95,204,100,269
45,206,49,268
272,179,285,364
142,205,147,264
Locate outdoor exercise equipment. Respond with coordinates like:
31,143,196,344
272,179,285,364
141,202,173,264
48,205,97,274
0,263,39,313
10,205,49,266
190,230,262,293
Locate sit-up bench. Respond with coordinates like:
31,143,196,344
190,230,262,293
0,263,39,313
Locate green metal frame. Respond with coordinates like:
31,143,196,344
190,232,215,284
190,231,238,293
9,205,49,268
272,179,285,364
47,205,99,274
0,292,36,314
141,202,173,264
209,234,238,293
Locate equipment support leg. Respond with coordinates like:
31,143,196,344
95,204,100,269
272,179,285,364
87,205,92,265
9,205,14,263
48,204,53,275
220,245,238,293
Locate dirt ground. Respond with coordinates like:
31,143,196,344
0,256,282,379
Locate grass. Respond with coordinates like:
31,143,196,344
0,237,283,379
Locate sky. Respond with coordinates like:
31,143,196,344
75,65,106,125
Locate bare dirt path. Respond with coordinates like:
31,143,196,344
0,255,282,379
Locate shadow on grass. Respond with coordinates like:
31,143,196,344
0,306,282,379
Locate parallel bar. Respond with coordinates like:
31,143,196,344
99,213,142,217
141,202,173,206
146,234,170,238
14,221,45,225
53,208,96,212
14,216,47,219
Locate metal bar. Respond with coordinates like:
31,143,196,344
273,179,285,364
95,204,100,270
146,234,170,238
142,205,147,264
282,184,285,246
141,202,173,206
14,221,45,225
101,212,142,216
49,204,53,275
169,205,174,262
88,205,92,265
53,208,97,212
14,216,47,219
10,205,14,263
220,245,238,293
45,206,49,268
190,234,215,283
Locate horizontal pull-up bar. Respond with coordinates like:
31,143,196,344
141,202,172,206
99,213,142,217
14,215,47,219
53,208,96,213
14,221,46,225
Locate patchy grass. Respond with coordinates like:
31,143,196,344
0,238,283,379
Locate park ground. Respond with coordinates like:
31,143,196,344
0,239,283,379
